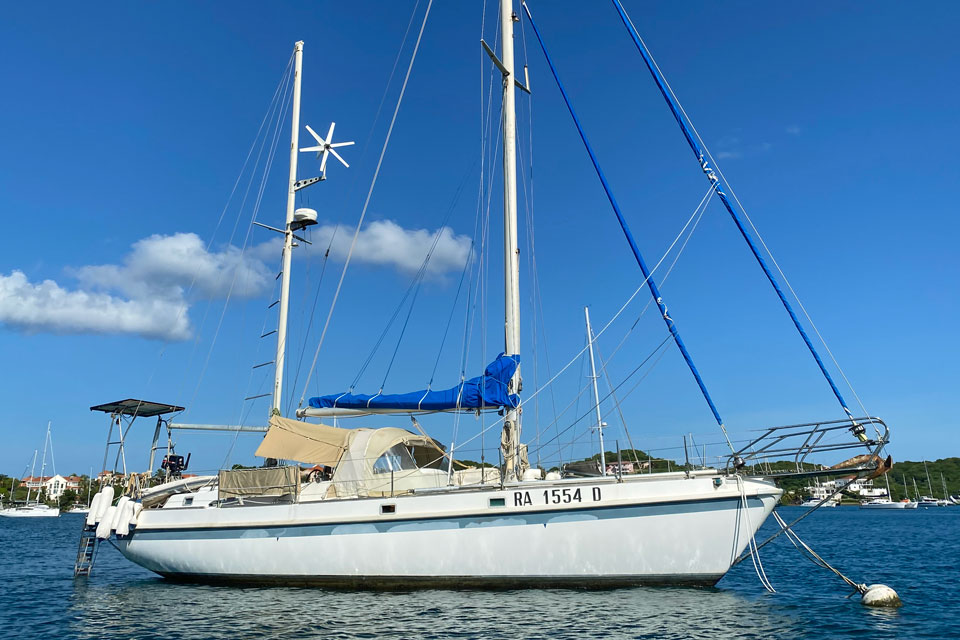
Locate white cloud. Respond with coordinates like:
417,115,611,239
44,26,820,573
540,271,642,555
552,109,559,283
1,232,269,342
0,270,190,340
73,232,271,300
306,220,472,276
0,222,471,341
715,136,773,161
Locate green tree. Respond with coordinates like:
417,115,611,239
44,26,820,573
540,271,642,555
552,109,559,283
58,489,78,510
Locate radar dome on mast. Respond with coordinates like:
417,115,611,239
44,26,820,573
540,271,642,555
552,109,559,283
292,207,318,230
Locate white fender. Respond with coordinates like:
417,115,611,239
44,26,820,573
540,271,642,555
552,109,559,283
111,496,130,531
130,502,143,524
115,499,135,536
96,505,117,539
92,486,114,523
85,492,103,527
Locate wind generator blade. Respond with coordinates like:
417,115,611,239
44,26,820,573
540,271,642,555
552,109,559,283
305,124,324,145
325,122,336,144
319,150,330,173
329,141,355,148
299,145,324,153
328,147,349,168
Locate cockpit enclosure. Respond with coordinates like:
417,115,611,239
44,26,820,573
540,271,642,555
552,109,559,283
256,416,462,498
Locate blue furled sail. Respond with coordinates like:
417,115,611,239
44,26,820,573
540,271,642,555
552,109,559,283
308,354,520,412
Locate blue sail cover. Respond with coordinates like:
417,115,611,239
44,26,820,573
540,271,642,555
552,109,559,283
308,354,520,412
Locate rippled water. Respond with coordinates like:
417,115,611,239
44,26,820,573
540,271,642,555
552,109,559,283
1,507,956,639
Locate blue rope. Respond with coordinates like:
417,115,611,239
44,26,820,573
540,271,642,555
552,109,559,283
521,2,727,433
609,0,854,420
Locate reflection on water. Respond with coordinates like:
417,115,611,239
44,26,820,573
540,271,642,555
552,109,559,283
68,582,797,640
66,581,806,640
2,508,956,639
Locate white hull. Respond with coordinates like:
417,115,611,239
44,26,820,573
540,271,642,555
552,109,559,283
0,505,60,518
859,500,915,510
117,473,779,587
799,500,837,508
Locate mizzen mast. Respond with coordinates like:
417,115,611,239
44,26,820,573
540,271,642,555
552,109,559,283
272,41,305,417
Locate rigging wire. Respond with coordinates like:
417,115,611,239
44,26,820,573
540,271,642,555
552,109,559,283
533,334,672,461
456,67,503,467
593,184,715,378
452,170,726,460
736,475,776,593
523,182,712,460
342,160,476,394
144,51,295,393
522,1,734,454
427,245,476,388
298,0,435,410
180,60,294,416
611,0,865,429
285,226,339,416
288,0,423,406
593,339,642,468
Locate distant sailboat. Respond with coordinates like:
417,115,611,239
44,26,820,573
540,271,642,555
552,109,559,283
0,422,60,518
67,468,94,514
917,462,947,507
860,473,916,509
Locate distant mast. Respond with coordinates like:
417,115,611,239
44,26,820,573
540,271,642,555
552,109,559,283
38,422,51,501
585,307,606,476
498,0,522,479
272,41,305,417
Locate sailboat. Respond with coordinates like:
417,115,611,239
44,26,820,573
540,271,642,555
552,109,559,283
80,1,890,586
799,479,839,507
860,472,916,509
67,469,94,514
940,473,954,507
0,422,60,518
917,462,947,507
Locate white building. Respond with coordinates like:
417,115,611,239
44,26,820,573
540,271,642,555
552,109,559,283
21,474,82,500
804,477,888,502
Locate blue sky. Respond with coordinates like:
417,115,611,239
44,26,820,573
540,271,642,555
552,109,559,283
1,1,957,477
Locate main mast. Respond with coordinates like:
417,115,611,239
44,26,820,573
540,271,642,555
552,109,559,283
499,0,522,479
272,41,304,416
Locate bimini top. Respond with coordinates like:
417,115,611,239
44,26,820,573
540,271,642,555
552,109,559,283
89,399,185,418
307,353,520,413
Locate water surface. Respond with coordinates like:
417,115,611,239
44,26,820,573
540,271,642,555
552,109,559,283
1,506,955,639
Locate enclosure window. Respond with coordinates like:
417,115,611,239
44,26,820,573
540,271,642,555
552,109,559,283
373,444,419,474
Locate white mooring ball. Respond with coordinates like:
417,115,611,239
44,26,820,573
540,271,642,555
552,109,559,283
861,584,901,608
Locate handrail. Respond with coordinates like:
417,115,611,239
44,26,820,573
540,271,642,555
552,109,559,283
725,417,889,478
